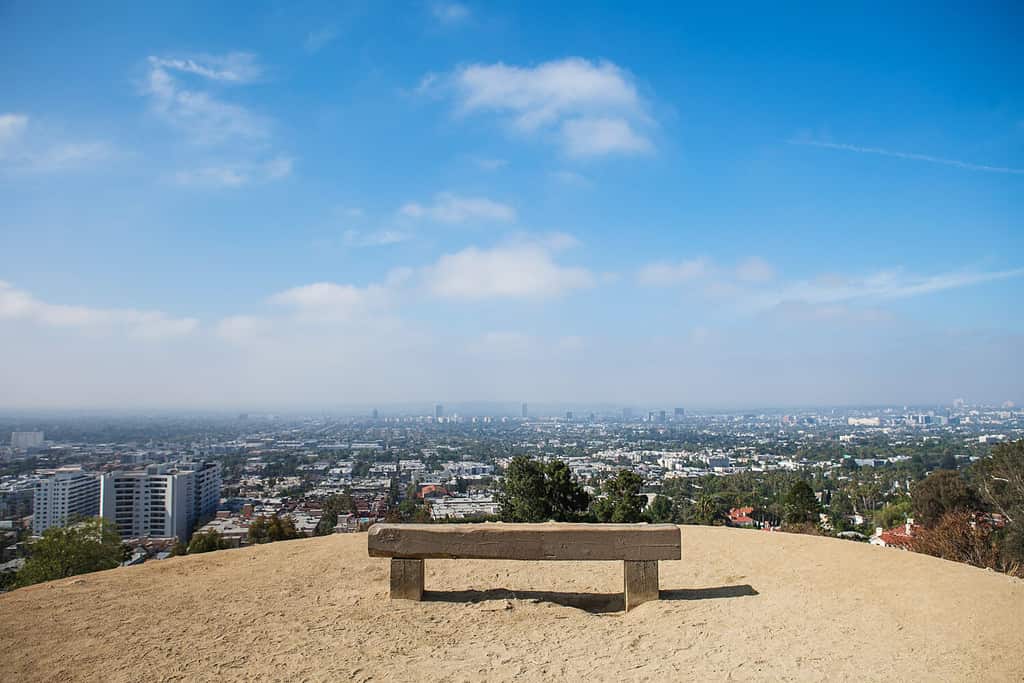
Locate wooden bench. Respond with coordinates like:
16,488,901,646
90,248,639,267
367,522,681,611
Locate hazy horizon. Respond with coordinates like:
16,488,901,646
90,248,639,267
2,3,1021,410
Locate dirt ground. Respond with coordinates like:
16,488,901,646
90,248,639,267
1,525,1022,682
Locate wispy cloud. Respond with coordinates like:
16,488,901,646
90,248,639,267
638,257,711,286
0,280,197,339
0,113,28,143
144,54,270,143
791,139,1024,175
637,256,1024,319
148,53,262,83
431,2,470,25
399,192,516,224
342,229,413,247
0,113,114,174
304,27,338,54
757,267,1024,308
174,156,293,188
423,58,654,158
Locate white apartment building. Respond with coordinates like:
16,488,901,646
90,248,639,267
429,495,499,520
100,461,221,541
31,466,100,535
11,431,45,450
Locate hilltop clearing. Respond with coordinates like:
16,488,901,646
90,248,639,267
1,526,1022,681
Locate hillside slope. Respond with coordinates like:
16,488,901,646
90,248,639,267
1,526,1022,682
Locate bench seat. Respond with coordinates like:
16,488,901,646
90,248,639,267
367,522,681,611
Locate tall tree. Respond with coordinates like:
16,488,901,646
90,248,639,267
912,470,980,527
592,470,645,523
17,517,123,587
188,530,227,553
783,481,820,524
498,456,550,522
644,494,675,523
543,460,590,522
973,440,1023,524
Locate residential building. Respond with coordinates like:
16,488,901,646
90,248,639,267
31,466,100,535
100,461,221,541
11,431,44,450
429,495,499,520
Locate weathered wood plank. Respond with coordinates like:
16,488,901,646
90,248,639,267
389,558,424,600
623,560,659,610
368,523,681,561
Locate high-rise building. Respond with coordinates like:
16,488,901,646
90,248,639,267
434,404,444,420
372,408,379,420
674,407,685,419
521,402,528,418
11,431,44,450
565,411,574,421
622,407,633,421
658,410,667,423
100,461,221,541
31,466,100,535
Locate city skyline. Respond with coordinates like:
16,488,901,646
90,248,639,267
1,2,1022,409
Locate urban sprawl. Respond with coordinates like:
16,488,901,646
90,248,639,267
1,400,1020,582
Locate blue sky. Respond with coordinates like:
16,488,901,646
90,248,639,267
1,1,1021,410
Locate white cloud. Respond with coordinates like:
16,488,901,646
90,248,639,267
342,229,413,247
424,242,594,300
0,113,28,144
399,192,516,224
144,55,270,143
268,281,392,322
430,58,653,157
174,156,293,188
432,2,470,25
638,257,711,286
561,117,652,157
790,139,1024,175
0,113,113,174
0,280,197,339
149,52,263,83
735,256,776,283
755,267,1024,310
636,255,1023,317
214,315,272,342
550,169,590,186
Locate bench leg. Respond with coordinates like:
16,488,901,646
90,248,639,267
390,558,424,601
623,560,659,611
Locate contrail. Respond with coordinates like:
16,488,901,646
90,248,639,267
790,139,1024,175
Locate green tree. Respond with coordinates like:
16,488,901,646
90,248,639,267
498,456,550,522
17,517,123,587
248,515,302,544
692,492,727,525
874,498,912,530
315,493,357,536
170,539,188,556
912,470,980,527
187,530,227,553
972,440,1024,571
644,494,675,523
973,440,1023,525
783,481,820,525
592,470,645,523
543,460,590,522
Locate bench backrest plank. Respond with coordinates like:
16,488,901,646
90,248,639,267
367,522,681,561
